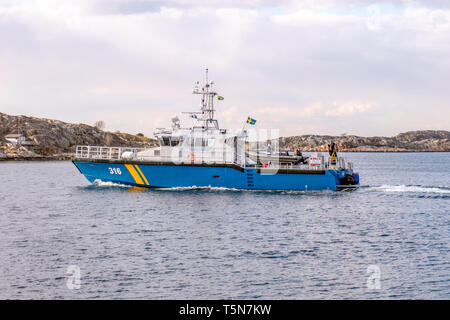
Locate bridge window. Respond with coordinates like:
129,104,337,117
207,138,215,147
195,138,203,147
171,137,181,146
158,136,171,146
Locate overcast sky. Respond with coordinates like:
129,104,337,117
0,0,449,137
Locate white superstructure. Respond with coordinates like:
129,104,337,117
137,69,249,165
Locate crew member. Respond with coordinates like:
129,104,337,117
328,141,338,164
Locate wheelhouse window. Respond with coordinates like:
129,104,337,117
191,138,216,147
159,136,171,146
159,136,183,146
207,138,215,147
171,137,181,146
195,138,203,147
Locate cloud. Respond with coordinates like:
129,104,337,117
81,0,450,13
0,1,449,137
323,102,372,116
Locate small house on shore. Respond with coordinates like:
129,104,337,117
5,134,26,145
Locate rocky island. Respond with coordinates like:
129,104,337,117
0,112,157,160
278,130,450,152
1,112,449,160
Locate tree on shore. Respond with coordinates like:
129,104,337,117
94,120,105,130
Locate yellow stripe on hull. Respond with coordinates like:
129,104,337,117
124,164,144,185
134,165,149,186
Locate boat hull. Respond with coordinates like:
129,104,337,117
72,159,356,191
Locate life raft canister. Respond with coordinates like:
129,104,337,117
309,156,321,166
187,153,195,162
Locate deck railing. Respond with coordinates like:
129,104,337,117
75,146,145,160
75,145,353,171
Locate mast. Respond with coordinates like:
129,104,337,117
192,68,219,130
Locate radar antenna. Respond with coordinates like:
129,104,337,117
192,68,220,130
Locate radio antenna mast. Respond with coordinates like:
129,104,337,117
192,68,220,130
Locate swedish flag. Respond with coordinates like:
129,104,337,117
247,117,256,125
218,96,224,100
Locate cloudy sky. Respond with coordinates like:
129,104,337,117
0,0,449,137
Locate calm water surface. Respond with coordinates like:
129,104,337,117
0,153,449,299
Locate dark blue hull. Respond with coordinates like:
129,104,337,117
73,159,358,191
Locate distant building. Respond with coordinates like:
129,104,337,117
4,134,35,146
5,134,26,145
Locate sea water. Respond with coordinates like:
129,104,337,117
0,152,448,299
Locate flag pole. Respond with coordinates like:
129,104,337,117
242,116,250,132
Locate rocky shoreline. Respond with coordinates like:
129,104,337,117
277,130,450,153
0,155,73,161
0,150,74,161
1,112,449,160
1,112,158,161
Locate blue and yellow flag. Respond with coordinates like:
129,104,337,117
247,117,256,125
218,96,224,100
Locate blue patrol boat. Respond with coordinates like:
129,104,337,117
73,70,359,191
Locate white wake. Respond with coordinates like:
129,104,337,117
365,185,450,194
92,179,130,188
